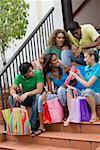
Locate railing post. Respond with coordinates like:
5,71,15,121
0,77,6,130
0,78,5,110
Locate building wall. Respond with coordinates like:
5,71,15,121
72,0,100,29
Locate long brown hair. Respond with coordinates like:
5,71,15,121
47,29,71,49
43,53,52,81
43,53,62,80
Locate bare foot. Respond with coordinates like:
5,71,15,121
63,117,70,126
62,117,67,123
42,92,47,103
89,113,99,122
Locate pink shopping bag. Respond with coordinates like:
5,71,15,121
47,98,64,123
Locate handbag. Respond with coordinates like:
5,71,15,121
2,107,31,135
69,96,91,123
64,66,78,86
47,97,64,123
64,66,85,89
80,97,91,122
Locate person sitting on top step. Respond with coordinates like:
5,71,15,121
61,21,100,67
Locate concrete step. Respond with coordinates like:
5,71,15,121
45,119,100,134
1,119,100,135
0,95,100,126
0,133,5,143
0,125,5,143
4,132,100,150
0,141,80,150
1,120,100,135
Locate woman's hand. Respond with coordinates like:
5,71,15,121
74,46,82,57
42,91,47,103
77,69,82,76
69,71,77,78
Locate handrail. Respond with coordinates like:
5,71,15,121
0,7,55,132
0,7,54,76
0,6,55,113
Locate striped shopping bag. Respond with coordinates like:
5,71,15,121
2,107,31,135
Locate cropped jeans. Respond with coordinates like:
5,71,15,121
38,86,67,113
8,95,39,132
67,88,100,105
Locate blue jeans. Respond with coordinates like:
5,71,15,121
61,50,86,67
8,95,39,132
38,86,67,113
38,94,57,112
57,86,67,106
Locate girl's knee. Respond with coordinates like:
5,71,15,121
82,89,95,97
57,86,65,94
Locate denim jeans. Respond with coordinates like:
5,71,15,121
61,50,86,67
8,95,39,132
57,86,67,106
38,94,57,112
38,86,67,113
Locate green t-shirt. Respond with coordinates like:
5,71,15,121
14,70,44,92
45,46,61,59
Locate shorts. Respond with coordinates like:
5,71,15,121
67,88,100,105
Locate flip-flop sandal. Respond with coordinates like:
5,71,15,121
31,131,35,137
34,128,46,136
89,117,99,123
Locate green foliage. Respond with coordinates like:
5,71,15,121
0,0,29,50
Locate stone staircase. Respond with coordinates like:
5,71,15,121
0,117,100,149
0,95,100,150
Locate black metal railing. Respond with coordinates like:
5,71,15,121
0,7,54,109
